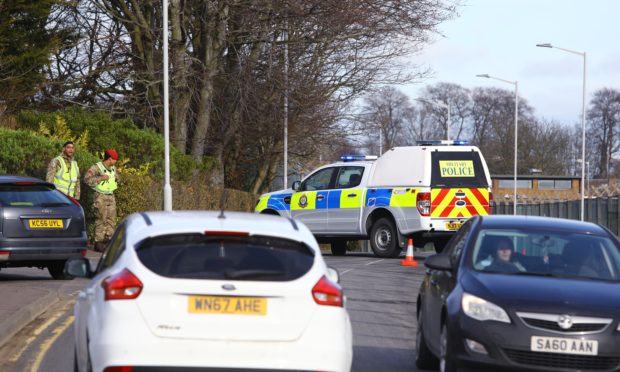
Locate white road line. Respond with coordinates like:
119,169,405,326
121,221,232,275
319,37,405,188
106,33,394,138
340,269,354,275
365,259,384,265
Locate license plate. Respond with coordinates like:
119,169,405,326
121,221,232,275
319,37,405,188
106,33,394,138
445,222,463,230
28,219,64,229
531,336,598,356
188,296,267,315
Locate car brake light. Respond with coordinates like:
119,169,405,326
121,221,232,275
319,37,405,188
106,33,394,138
103,367,133,372
102,269,143,300
0,251,9,261
65,194,81,207
488,192,494,214
80,249,87,257
416,192,431,217
204,230,249,237
13,181,35,185
312,275,343,307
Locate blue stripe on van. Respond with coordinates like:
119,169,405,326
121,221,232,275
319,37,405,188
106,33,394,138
366,188,392,207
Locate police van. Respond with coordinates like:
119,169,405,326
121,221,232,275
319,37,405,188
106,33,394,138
255,140,492,257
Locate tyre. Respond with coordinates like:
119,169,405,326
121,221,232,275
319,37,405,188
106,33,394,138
48,261,74,280
74,348,79,372
331,241,347,256
370,217,401,258
415,308,439,370
440,323,457,372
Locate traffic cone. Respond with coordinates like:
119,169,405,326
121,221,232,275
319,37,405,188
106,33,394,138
400,238,418,267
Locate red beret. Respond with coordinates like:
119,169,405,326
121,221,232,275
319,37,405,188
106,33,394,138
106,149,119,160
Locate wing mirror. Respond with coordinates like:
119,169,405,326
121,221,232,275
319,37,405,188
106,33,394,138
64,257,95,278
292,181,301,191
424,253,453,271
327,266,340,283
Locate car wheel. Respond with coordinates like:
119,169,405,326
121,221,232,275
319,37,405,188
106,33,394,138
415,308,439,369
331,241,347,256
370,217,400,258
440,323,457,372
48,261,74,280
73,348,78,372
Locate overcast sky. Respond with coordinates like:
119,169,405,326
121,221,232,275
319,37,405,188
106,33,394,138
401,0,620,125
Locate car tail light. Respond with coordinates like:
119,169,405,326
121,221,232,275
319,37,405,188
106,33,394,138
416,192,431,217
80,249,87,257
488,192,494,214
65,194,81,207
102,269,143,300
104,367,133,372
204,230,249,237
312,275,343,307
13,181,35,185
0,251,9,261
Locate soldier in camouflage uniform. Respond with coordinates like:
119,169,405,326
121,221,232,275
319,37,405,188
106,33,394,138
46,141,80,199
84,149,120,252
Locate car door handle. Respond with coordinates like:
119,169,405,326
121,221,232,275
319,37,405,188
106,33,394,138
317,195,325,201
347,193,357,197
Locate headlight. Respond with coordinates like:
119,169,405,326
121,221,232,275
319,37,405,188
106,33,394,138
462,293,510,323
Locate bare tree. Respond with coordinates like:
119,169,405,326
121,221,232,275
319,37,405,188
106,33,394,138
417,82,471,140
587,88,620,178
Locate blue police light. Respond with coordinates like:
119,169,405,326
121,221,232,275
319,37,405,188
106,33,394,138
340,155,378,162
416,139,469,146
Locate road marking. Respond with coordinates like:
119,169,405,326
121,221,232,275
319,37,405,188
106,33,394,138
30,315,74,372
8,305,67,363
340,269,353,275
366,259,384,265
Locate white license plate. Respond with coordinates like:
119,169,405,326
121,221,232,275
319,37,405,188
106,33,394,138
531,336,598,356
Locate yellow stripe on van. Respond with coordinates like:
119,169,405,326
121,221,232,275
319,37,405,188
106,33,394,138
340,189,363,208
291,192,317,210
389,188,418,207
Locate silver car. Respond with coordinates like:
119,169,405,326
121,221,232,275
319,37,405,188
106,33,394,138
0,175,87,279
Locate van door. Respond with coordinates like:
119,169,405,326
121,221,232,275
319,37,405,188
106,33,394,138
326,166,365,233
291,167,336,233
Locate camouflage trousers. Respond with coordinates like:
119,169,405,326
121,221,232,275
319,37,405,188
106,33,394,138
94,192,117,243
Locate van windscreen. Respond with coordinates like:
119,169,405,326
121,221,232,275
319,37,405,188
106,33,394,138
430,151,488,188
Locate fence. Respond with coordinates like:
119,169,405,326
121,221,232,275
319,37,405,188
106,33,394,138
493,198,620,235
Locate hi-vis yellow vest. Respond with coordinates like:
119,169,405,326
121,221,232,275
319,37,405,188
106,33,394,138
94,162,118,194
53,156,79,197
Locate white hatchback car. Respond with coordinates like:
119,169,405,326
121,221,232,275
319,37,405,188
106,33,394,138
66,211,353,372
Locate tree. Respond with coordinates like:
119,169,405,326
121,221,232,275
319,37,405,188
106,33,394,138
417,82,471,140
587,88,620,178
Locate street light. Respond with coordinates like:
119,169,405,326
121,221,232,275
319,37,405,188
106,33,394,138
536,43,587,221
576,159,590,197
415,98,451,140
162,0,172,211
476,74,519,215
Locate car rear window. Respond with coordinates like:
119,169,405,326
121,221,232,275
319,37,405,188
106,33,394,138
0,183,72,207
136,234,315,281
431,151,489,188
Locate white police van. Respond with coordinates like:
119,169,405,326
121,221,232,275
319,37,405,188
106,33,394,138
255,140,492,257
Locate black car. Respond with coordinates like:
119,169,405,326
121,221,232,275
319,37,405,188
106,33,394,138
0,176,87,279
416,215,620,372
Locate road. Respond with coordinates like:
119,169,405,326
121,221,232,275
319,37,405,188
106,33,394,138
0,253,431,372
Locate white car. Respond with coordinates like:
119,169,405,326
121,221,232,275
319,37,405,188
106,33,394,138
66,211,353,372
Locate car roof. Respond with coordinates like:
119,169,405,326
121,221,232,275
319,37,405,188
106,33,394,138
0,175,50,184
477,215,609,236
125,211,317,247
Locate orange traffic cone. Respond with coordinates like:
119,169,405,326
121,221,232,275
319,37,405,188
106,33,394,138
400,238,418,267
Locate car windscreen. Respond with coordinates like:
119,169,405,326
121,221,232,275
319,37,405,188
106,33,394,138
0,183,72,207
430,151,488,188
471,228,620,282
136,234,315,281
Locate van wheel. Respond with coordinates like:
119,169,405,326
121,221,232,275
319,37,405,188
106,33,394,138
433,237,451,253
331,241,347,256
370,217,400,258
48,261,73,280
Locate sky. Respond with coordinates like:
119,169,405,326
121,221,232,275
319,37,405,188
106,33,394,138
401,0,620,125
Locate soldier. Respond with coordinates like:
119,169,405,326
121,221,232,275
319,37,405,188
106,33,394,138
84,149,120,252
46,141,80,200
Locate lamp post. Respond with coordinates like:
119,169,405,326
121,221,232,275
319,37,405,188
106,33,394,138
476,74,518,215
415,98,451,140
162,0,172,211
536,43,587,221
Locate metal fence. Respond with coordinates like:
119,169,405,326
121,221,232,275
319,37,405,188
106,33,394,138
493,198,620,235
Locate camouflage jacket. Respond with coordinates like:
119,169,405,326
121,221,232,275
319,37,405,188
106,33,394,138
46,153,81,199
84,162,121,191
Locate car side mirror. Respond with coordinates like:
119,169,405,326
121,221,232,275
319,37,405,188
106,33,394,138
424,253,453,271
65,257,95,278
292,181,301,191
327,266,340,283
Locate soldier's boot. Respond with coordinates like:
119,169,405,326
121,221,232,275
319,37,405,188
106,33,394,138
94,242,106,253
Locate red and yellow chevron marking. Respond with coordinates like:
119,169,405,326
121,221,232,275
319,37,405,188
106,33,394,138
430,188,489,218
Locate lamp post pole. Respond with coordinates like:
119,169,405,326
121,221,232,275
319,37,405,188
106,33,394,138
476,74,519,215
537,43,587,221
415,98,451,140
163,0,172,211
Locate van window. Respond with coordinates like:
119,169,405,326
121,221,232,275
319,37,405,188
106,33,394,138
431,151,489,188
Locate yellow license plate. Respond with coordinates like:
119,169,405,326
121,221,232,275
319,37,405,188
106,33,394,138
188,296,267,315
446,222,463,230
29,219,64,229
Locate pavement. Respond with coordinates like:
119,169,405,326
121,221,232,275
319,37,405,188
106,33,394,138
0,250,102,348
